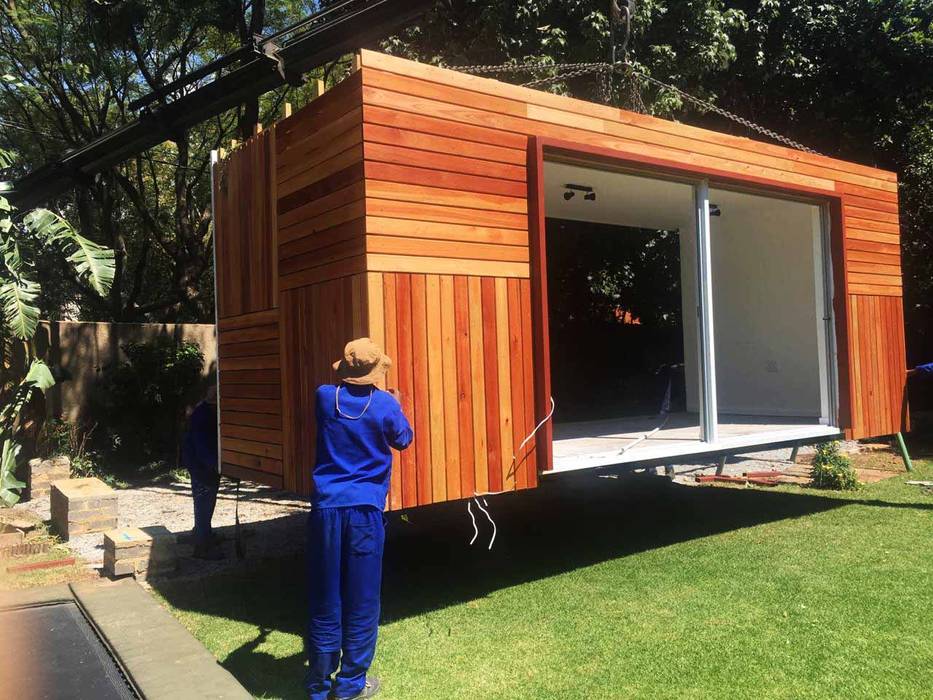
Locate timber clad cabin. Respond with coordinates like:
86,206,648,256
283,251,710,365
212,49,908,508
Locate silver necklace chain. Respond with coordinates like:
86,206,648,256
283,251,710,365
335,385,374,420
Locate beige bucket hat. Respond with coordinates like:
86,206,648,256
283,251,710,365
333,337,392,385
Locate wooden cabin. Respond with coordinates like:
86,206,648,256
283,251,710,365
211,49,907,508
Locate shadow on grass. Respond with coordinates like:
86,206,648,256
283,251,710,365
151,469,933,699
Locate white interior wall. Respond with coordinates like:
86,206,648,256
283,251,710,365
695,188,824,417
543,162,828,422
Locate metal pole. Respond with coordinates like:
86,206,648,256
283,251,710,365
895,432,913,472
695,179,718,443
209,150,221,476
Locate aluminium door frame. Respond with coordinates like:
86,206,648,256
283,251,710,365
527,136,847,473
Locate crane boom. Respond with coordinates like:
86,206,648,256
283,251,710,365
7,0,432,210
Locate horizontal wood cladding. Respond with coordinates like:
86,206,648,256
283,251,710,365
842,198,903,297
275,79,366,292
846,295,908,438
213,128,277,318
358,50,895,192
217,309,284,482
279,275,369,493
372,272,538,510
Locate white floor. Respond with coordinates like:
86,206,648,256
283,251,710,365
548,412,840,473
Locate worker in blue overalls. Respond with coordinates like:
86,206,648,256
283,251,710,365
305,338,413,700
181,385,222,560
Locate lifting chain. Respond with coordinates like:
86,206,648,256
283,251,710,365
448,59,819,155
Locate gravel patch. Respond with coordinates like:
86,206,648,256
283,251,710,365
14,479,309,580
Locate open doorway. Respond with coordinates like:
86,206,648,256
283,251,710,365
541,159,840,473
544,163,703,469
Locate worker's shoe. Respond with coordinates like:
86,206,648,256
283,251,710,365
333,676,380,700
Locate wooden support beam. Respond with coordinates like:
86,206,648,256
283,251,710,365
284,102,292,118
312,78,326,99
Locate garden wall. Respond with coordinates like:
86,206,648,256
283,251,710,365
31,321,217,421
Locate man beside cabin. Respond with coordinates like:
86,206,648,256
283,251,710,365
181,385,223,560
305,338,413,700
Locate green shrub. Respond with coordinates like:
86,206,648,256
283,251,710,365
810,441,860,490
36,419,126,488
89,337,204,463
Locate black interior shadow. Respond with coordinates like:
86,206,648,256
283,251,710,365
151,473,931,699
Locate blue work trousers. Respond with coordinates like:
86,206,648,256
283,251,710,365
189,467,219,546
305,506,385,700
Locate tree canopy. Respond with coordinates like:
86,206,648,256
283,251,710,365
0,0,929,363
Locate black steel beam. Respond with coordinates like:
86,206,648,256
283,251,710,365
8,0,433,210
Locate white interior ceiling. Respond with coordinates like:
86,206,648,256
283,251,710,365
544,161,695,231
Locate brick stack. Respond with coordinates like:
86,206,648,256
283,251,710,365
26,456,71,500
50,477,118,540
103,526,177,578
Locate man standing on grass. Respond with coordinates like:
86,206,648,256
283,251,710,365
306,338,413,700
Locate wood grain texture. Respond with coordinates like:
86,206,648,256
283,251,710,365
846,294,908,438
214,50,907,503
214,128,277,318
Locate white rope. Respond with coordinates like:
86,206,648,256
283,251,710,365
618,413,670,455
474,497,497,551
466,500,479,546
506,396,556,482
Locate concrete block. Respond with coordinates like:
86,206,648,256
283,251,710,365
50,478,118,540
103,526,177,579
25,456,71,500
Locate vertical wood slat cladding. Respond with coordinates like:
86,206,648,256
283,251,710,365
213,130,277,318
365,272,538,507
214,118,283,486
279,276,366,493
846,295,908,439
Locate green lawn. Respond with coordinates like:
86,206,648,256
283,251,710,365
155,458,933,699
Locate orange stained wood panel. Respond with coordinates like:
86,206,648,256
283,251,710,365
362,122,526,166
392,273,418,509
364,161,527,199
406,274,429,505
381,272,403,510
519,278,538,487
440,275,461,501
363,141,527,182
846,294,907,438
467,276,489,495
507,278,527,490
453,276,476,497
359,50,894,189
213,128,277,318
480,277,503,493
